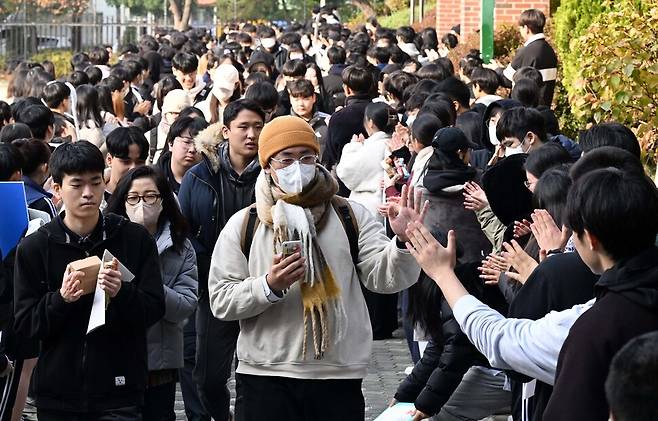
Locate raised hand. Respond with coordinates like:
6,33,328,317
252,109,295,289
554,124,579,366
513,219,532,238
405,222,456,280
388,185,429,243
530,209,570,258
501,240,538,285
463,181,489,212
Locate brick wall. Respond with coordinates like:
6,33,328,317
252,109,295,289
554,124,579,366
436,0,551,38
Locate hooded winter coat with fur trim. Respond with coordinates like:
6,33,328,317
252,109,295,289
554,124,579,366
178,124,261,295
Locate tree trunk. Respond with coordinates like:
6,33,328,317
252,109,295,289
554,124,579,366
180,0,192,30
169,0,182,29
348,0,376,17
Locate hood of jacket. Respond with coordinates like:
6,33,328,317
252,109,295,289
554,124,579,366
596,246,658,310
481,99,523,150
23,175,52,206
194,122,224,172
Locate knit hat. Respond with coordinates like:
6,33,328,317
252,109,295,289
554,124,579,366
161,89,191,114
258,116,320,168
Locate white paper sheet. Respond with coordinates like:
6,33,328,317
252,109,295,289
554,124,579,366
86,250,135,334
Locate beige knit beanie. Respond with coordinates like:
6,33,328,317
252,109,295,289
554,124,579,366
258,115,320,168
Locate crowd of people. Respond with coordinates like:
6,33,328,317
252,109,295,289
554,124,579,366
0,4,657,421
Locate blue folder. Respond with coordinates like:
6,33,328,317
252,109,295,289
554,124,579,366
0,181,29,260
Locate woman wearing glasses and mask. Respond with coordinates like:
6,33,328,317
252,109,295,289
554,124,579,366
106,166,198,421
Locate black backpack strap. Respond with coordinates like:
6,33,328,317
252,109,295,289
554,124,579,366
331,196,360,268
240,205,260,258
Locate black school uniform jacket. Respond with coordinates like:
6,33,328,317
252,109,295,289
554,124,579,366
507,252,598,421
543,246,658,421
503,35,558,106
13,212,165,413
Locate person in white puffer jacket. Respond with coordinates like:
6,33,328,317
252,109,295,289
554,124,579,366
336,102,399,223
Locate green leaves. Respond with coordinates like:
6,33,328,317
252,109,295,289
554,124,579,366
557,0,658,169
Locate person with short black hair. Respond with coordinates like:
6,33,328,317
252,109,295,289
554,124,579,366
324,46,348,105
288,79,329,157
89,46,111,79
42,81,77,141
13,140,165,421
578,122,641,159
495,107,547,157
383,71,418,110
397,26,420,58
67,70,90,88
470,67,502,110
0,123,32,144
178,99,264,421
511,78,540,108
17,104,55,142
416,63,450,82
172,52,211,105
105,126,149,201
436,76,471,115
0,101,11,129
367,47,391,70
606,331,658,421
12,138,57,217
503,9,558,106
323,66,374,179
244,81,279,123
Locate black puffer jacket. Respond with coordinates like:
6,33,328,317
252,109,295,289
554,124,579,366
178,140,260,297
394,263,507,415
13,212,165,412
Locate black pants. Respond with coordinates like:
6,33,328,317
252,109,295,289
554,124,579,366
361,284,399,340
180,311,210,421
235,374,364,421
193,294,240,421
143,381,176,421
37,406,141,421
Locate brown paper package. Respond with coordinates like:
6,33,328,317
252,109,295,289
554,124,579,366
68,256,102,295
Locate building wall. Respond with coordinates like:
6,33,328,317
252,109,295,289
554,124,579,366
436,0,551,37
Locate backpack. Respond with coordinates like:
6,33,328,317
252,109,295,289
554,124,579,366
240,196,360,267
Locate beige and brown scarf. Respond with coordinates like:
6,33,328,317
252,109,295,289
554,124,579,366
255,165,347,359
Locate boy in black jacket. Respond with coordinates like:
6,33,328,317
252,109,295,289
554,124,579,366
13,141,165,420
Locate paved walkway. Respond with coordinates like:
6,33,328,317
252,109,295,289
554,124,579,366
174,330,413,420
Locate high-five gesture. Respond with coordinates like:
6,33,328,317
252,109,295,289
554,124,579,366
405,223,468,307
388,185,429,243
405,222,456,279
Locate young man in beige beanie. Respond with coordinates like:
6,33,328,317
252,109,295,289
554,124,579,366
207,115,427,420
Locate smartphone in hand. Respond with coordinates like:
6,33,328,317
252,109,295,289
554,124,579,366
281,240,302,258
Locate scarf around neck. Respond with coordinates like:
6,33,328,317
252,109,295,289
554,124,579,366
255,165,347,359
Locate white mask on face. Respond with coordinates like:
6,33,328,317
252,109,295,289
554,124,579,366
289,54,304,61
488,122,500,146
126,201,163,227
504,138,528,157
274,162,316,194
406,114,417,127
261,38,276,49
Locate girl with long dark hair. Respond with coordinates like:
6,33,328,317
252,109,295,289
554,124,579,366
106,166,198,421
76,84,106,154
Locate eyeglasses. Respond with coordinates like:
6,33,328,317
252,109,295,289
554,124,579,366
126,193,161,206
175,136,195,149
270,155,318,167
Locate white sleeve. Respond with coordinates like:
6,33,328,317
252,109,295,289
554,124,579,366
452,295,593,385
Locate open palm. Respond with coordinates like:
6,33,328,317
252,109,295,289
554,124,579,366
388,185,429,242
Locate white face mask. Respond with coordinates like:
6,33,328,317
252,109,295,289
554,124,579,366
488,122,500,146
261,38,276,49
126,201,163,227
274,162,316,195
289,54,304,61
406,114,417,127
504,138,528,157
